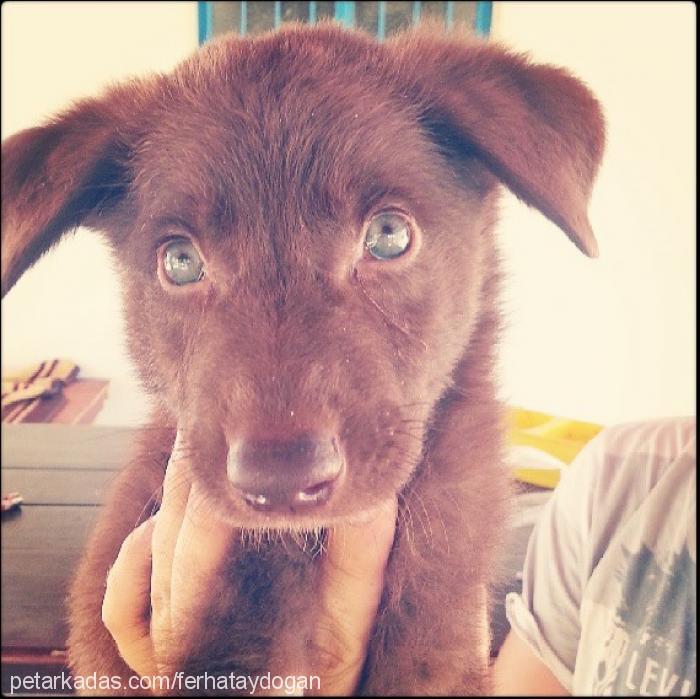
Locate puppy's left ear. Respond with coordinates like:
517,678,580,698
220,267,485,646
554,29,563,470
389,33,605,256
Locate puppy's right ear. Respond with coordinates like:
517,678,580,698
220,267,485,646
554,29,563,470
387,32,605,257
1,92,140,297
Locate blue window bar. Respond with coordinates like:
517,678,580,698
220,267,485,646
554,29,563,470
198,2,492,44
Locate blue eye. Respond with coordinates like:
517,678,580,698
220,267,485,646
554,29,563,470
162,239,204,285
365,212,412,260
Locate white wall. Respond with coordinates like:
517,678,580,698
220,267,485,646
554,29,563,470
1,2,695,426
491,1,696,424
1,1,198,424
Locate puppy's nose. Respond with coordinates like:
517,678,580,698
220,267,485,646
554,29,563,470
227,435,343,512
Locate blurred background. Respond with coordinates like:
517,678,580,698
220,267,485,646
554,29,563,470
1,1,696,427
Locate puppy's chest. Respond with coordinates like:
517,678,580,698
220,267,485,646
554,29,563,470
191,535,326,676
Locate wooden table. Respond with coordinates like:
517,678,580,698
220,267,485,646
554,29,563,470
1,424,133,695
1,424,544,695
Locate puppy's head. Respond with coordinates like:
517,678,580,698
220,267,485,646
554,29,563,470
1,25,604,528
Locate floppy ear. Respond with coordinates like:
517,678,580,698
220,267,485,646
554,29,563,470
1,93,139,297
389,33,605,256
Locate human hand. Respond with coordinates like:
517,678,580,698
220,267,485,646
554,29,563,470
101,433,234,685
101,433,397,695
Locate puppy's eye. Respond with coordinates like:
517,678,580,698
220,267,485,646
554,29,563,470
365,212,412,260
161,239,205,285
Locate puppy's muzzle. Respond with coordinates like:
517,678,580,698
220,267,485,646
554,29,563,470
227,435,344,512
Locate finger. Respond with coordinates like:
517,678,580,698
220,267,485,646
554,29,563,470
169,482,235,628
313,498,398,696
150,432,192,633
160,430,193,516
102,517,159,678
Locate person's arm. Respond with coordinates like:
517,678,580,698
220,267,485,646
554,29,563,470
491,431,609,695
492,630,569,696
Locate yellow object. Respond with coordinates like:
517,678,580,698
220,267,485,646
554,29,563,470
508,407,604,488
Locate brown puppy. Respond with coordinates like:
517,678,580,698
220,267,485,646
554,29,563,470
1,23,604,695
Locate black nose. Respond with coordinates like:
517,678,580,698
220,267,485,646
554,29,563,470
227,435,343,512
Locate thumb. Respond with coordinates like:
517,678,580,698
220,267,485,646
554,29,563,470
102,516,159,679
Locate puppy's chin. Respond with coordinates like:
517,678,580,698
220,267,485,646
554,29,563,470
196,482,398,534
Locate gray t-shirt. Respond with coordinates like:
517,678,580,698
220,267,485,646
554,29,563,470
506,418,696,696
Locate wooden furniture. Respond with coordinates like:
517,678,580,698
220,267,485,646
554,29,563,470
2,380,109,426
1,425,131,694
1,423,545,695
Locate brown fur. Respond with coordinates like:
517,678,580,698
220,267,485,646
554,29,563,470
1,23,604,695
